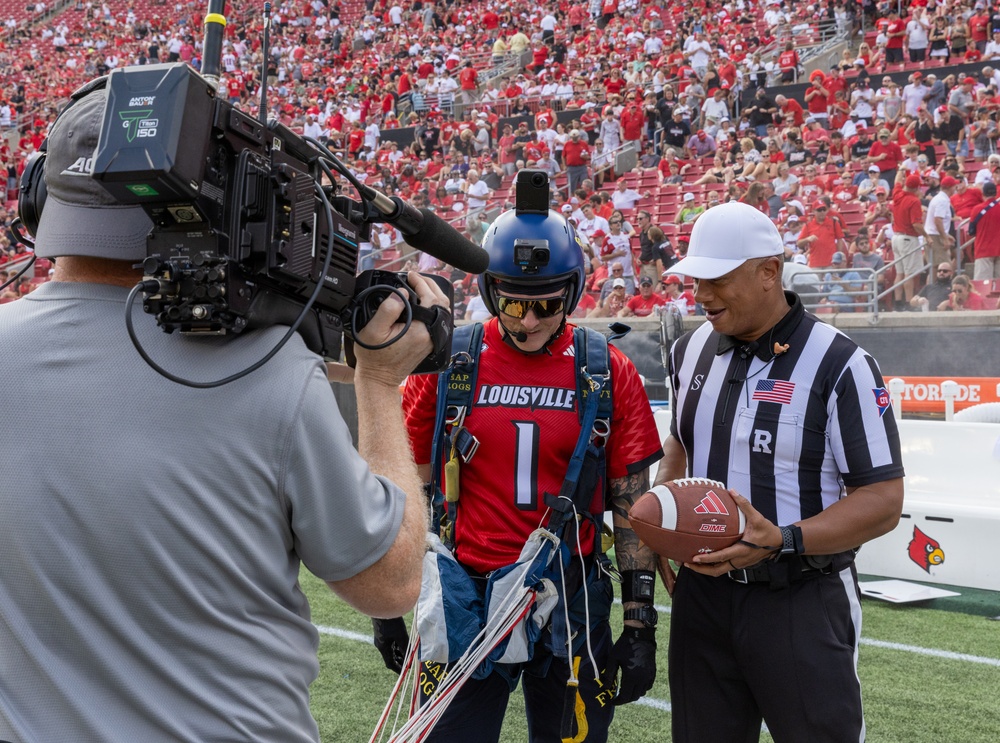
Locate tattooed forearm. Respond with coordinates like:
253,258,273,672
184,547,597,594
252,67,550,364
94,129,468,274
610,471,657,574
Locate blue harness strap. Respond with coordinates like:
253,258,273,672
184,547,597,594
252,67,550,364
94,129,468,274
428,322,483,540
543,326,614,530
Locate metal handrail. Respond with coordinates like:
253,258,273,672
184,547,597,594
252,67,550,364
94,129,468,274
789,265,880,315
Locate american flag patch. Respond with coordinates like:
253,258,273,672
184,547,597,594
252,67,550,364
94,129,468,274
752,379,796,405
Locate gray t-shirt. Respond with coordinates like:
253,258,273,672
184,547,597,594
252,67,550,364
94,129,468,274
0,281,405,742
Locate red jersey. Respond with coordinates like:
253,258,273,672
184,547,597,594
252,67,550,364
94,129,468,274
624,293,666,317
403,319,662,574
459,66,478,91
778,49,798,71
886,19,906,49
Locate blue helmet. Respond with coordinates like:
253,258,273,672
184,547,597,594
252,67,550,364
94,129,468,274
477,208,587,316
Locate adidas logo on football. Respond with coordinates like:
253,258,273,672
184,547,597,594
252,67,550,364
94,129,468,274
693,490,730,516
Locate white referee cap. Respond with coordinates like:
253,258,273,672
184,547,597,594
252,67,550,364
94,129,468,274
671,202,783,280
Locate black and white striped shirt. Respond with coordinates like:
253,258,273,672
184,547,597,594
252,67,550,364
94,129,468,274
668,293,904,526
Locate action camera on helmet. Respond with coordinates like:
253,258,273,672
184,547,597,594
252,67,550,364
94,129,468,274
479,170,586,316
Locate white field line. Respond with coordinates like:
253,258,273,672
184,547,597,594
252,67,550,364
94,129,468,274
613,600,1000,667
313,624,675,713
314,614,1000,720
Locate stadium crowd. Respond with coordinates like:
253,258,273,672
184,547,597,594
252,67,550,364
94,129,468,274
2,0,1000,312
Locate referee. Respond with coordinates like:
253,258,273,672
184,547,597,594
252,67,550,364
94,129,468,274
656,202,904,743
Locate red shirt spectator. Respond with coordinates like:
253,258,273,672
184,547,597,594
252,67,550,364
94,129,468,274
805,78,830,116
886,14,907,53
953,183,986,219
777,95,805,127
825,69,848,107
778,48,799,76
563,135,591,167
798,203,844,268
717,61,737,88
530,47,548,70
622,288,666,317
580,109,600,136
604,71,626,96
417,60,435,79
867,136,903,175
620,102,645,143
535,108,556,130
891,181,924,236
459,64,477,92
567,6,587,29
970,11,990,46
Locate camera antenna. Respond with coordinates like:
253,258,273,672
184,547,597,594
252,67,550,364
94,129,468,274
259,1,272,125
200,0,226,90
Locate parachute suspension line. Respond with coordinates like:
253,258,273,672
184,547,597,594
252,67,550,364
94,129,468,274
556,495,601,684
377,532,558,742
370,634,421,743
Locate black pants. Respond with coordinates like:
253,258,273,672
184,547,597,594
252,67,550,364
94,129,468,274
669,564,864,743
420,621,616,743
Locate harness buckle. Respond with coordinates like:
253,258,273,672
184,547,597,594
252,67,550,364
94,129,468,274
452,426,480,463
445,404,467,428
591,418,611,444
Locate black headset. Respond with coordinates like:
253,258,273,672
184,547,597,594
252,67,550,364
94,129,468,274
16,76,109,242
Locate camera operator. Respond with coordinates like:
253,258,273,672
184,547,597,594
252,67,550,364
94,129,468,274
0,87,441,742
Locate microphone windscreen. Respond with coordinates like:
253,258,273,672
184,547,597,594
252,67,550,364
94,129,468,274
401,209,490,274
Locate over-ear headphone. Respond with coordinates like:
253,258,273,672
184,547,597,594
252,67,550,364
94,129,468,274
16,76,108,241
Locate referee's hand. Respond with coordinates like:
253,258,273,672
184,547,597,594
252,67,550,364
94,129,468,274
685,491,782,577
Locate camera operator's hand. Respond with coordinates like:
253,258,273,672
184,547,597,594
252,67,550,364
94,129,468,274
353,271,448,387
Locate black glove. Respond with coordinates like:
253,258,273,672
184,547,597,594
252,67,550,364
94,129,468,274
603,626,657,705
372,617,409,674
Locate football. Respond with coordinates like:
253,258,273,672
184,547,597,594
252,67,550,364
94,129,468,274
628,478,746,563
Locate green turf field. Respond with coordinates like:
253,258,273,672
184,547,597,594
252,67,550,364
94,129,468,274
301,569,1000,743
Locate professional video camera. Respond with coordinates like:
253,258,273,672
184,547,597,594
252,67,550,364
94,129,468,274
89,1,487,381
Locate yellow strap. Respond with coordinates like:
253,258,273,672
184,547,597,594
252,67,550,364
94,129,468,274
204,12,227,26
444,450,460,503
600,521,615,554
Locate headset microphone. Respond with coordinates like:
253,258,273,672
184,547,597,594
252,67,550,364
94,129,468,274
497,316,528,343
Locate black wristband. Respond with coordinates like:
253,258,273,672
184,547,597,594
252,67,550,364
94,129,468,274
623,605,658,628
621,624,657,641
621,570,655,604
779,524,804,555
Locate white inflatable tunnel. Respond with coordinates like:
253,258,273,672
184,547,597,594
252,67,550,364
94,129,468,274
855,420,1000,591
954,402,1000,423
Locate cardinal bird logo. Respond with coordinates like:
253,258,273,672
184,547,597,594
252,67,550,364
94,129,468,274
907,526,945,573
